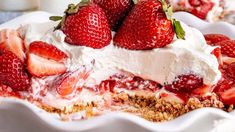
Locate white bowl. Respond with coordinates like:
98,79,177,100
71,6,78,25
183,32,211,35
0,11,235,132
0,0,38,11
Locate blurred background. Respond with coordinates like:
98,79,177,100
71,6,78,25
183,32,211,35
0,0,234,24
0,0,80,24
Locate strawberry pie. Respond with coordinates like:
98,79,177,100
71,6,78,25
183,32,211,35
168,0,225,22
0,0,235,122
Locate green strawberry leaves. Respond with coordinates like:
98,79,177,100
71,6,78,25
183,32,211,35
49,16,63,21
172,19,185,40
50,0,90,30
161,0,185,39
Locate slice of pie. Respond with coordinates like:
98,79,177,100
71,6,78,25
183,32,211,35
168,0,225,22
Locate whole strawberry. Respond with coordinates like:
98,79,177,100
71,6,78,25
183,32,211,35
0,49,30,91
114,0,185,50
50,1,112,49
92,0,134,30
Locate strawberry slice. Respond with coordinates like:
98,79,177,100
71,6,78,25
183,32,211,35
0,29,25,61
215,40,235,58
159,91,188,104
211,47,223,66
213,78,234,93
223,56,235,64
165,74,203,93
204,34,230,45
29,41,68,62
220,87,235,105
27,53,67,77
54,68,90,96
98,80,116,94
228,62,235,79
192,85,211,95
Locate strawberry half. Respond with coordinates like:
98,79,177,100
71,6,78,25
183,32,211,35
92,0,134,30
0,29,25,61
159,91,188,104
165,74,203,93
27,41,68,77
215,40,235,58
27,53,67,78
204,34,230,45
211,47,223,66
114,0,185,50
0,49,30,91
29,41,68,62
53,68,90,96
192,85,211,95
50,1,112,49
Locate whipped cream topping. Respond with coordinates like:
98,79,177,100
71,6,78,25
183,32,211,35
19,21,221,86
18,21,221,108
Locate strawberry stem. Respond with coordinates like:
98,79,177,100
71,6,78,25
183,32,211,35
172,19,185,39
50,0,91,30
161,0,185,39
65,4,80,15
79,0,90,6
49,16,63,21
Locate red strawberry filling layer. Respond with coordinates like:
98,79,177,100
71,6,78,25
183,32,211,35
87,73,209,104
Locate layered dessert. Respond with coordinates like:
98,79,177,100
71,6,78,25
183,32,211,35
0,0,235,122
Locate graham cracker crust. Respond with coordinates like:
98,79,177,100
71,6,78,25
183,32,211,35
37,92,233,122
114,93,225,122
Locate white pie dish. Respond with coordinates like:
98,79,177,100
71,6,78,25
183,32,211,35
0,11,235,132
